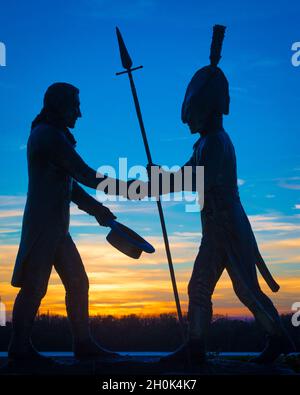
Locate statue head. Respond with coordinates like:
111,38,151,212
181,25,229,134
43,82,81,129
181,65,230,134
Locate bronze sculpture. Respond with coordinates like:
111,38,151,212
8,82,128,364
147,26,295,365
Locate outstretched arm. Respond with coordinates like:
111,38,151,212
147,134,224,196
147,160,198,196
35,125,128,196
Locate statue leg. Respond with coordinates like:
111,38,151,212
160,235,225,365
188,236,225,342
54,233,89,342
8,234,55,360
54,233,117,359
9,287,49,359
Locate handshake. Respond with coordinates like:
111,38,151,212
119,164,164,201
94,164,165,226
97,164,164,202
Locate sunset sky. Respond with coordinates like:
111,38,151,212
0,0,299,319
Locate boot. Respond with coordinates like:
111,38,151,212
73,336,119,360
8,315,55,367
69,315,118,360
9,340,45,361
250,331,296,364
66,287,118,360
8,338,59,369
159,338,206,367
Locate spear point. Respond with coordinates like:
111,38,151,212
116,27,133,70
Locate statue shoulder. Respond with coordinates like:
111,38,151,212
29,124,66,152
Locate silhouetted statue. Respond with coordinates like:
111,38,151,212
148,26,295,365
8,82,128,365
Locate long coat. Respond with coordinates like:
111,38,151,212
12,123,111,287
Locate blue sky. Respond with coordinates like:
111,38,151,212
0,0,299,317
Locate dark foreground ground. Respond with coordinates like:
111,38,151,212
1,352,300,376
1,314,299,378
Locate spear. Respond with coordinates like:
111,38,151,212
115,27,186,341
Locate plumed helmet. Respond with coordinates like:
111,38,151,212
181,25,230,124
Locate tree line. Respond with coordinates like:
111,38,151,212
0,313,298,352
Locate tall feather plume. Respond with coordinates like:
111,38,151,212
209,25,226,67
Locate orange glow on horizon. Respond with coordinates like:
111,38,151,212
1,230,299,320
